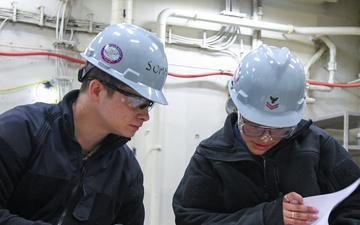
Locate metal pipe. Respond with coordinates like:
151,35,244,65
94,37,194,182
111,0,133,24
156,8,360,43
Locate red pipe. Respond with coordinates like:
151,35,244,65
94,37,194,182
0,51,86,64
1,50,360,88
168,71,233,78
307,80,360,88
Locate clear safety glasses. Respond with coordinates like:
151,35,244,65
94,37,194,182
238,115,295,140
94,79,154,111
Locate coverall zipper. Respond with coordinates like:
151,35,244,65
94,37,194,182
263,158,270,200
57,155,89,225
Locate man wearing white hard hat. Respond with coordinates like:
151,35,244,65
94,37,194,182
0,23,168,225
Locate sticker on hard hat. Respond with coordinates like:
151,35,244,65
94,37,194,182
266,96,279,110
101,44,123,64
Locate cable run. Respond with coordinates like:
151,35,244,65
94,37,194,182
1,50,360,88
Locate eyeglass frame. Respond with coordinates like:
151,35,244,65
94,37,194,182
89,78,154,111
237,114,296,140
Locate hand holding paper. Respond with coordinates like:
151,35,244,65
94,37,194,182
303,178,360,225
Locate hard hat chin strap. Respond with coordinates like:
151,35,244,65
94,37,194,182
78,63,95,82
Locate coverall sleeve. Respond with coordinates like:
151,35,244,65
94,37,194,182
0,121,52,224
172,153,284,225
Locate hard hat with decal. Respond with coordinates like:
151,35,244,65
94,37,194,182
228,44,306,127
79,23,168,105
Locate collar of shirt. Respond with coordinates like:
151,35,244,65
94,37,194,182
233,122,251,153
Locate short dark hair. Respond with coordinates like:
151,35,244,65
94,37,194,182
79,64,126,96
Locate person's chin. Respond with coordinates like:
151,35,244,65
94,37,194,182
115,130,135,138
123,131,136,138
249,145,270,155
250,149,268,156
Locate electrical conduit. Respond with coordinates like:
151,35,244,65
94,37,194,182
156,8,360,44
1,51,359,88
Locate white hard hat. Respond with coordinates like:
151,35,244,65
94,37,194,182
79,23,168,105
228,44,306,127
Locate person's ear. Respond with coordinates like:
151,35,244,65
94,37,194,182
88,79,103,100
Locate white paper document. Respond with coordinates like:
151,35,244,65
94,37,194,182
303,178,360,225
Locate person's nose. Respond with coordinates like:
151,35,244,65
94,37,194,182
138,109,150,121
260,130,273,142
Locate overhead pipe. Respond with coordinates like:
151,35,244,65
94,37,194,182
156,8,360,44
111,0,133,24
2,50,360,88
315,35,337,84
305,35,337,93
38,6,45,27
11,2,17,22
252,0,263,49
304,46,324,103
304,46,330,94
0,51,85,64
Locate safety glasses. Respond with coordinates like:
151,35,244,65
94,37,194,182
92,79,154,111
238,115,295,140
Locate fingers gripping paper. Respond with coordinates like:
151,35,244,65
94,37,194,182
303,178,360,225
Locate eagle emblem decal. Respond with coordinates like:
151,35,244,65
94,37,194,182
266,96,279,110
